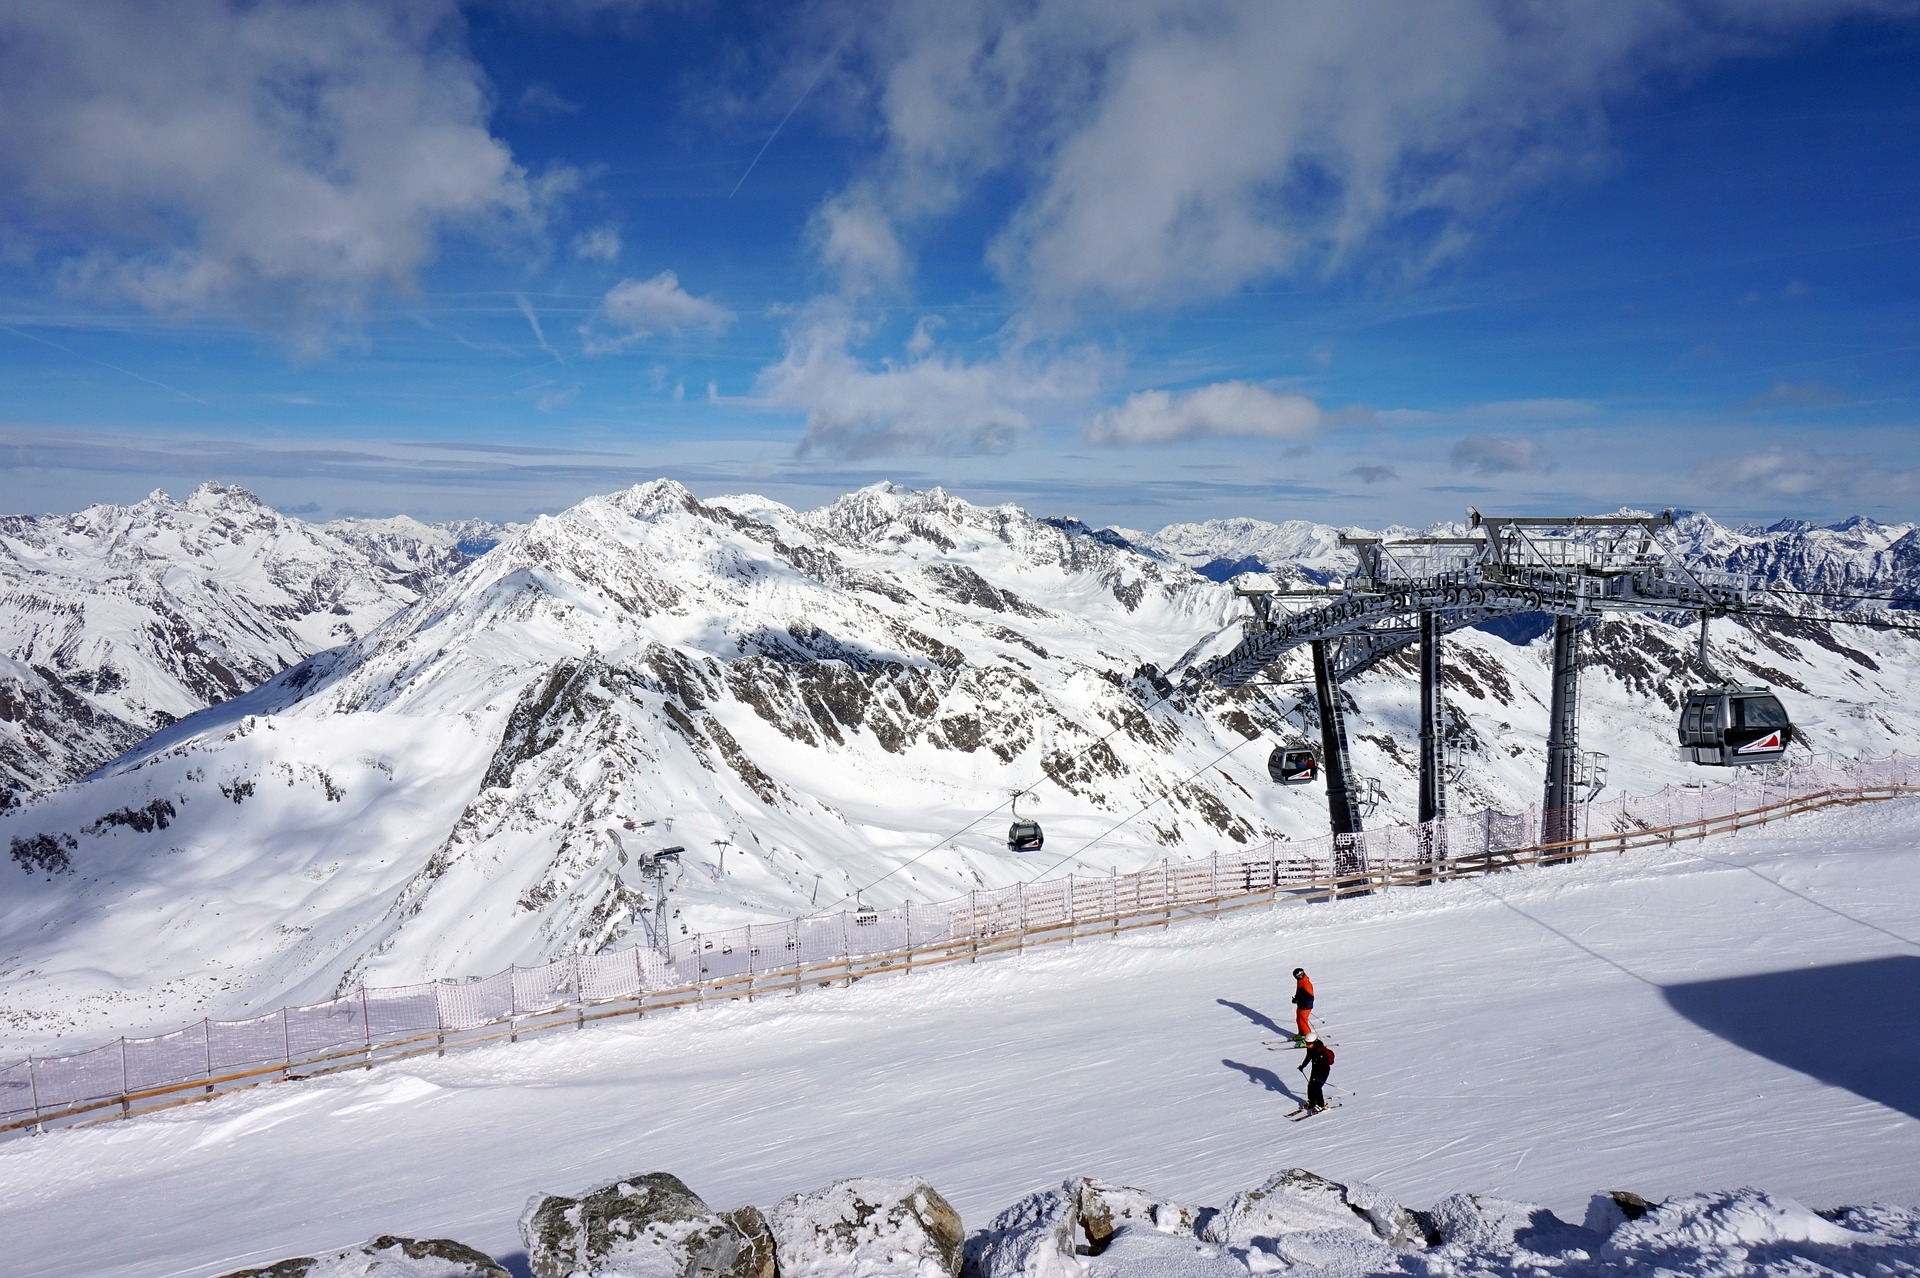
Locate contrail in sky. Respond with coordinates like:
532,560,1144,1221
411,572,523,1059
0,322,209,404
514,294,562,362
730,39,847,199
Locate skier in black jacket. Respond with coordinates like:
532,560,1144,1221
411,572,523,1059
1297,1034,1334,1114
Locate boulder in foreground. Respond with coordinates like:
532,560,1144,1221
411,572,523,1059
770,1175,964,1277
519,1170,775,1278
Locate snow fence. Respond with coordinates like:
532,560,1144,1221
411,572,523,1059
4,752,1915,1135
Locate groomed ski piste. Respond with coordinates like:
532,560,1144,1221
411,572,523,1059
1,794,1916,1276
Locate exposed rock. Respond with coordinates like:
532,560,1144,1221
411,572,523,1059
519,1171,774,1278
1203,1167,1424,1251
961,1176,1200,1277
217,1234,508,1277
770,1175,964,1277
1074,1178,1200,1250
1582,1188,1655,1235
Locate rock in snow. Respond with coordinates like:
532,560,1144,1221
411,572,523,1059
217,1234,510,1277
768,1176,965,1277
355,1167,1920,1278
519,1170,776,1278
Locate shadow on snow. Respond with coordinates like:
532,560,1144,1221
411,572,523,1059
1662,955,1920,1121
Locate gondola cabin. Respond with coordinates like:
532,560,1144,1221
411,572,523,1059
1007,820,1044,852
1268,746,1319,786
1678,686,1792,766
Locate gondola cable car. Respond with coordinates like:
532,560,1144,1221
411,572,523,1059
1678,615,1793,767
1267,742,1320,786
1007,789,1044,853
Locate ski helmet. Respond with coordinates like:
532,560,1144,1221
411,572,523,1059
1292,968,1305,979
1303,1033,1317,1043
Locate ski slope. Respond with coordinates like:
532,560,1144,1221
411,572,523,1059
2,799,1916,1277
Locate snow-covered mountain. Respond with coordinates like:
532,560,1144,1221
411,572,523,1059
3,479,1918,1055
0,484,495,805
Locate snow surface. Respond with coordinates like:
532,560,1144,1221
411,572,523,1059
1,799,1915,1277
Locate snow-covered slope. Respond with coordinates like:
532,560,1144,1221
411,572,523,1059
4,480,1919,1054
0,484,489,803
0,799,1914,1277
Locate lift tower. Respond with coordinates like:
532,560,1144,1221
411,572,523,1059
1182,511,1754,849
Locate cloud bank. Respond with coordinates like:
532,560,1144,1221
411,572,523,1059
0,0,551,344
1085,382,1322,446
757,312,1102,459
813,0,1900,311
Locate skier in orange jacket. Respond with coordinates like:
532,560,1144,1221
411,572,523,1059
1291,967,1315,1043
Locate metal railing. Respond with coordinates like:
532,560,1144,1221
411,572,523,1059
4,753,1913,1137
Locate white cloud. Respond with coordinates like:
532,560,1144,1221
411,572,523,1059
0,0,548,345
756,310,1103,458
571,225,622,262
811,190,909,294
519,82,581,115
581,270,735,353
905,314,945,356
1712,448,1920,501
1450,433,1550,475
1085,382,1322,446
817,1,1895,310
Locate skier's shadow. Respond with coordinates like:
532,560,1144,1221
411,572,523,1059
1217,998,1289,1038
1662,955,1920,1121
1223,1058,1302,1102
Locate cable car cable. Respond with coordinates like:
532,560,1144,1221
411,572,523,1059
1012,732,1269,887
806,682,1197,916
803,595,1918,917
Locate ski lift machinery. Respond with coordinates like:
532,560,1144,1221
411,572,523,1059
1677,615,1793,766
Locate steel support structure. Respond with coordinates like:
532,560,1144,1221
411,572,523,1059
1311,640,1368,882
1179,511,1756,852
1542,614,1582,852
1417,609,1448,876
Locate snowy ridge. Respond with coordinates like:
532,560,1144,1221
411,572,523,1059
3,481,1920,1054
0,484,490,803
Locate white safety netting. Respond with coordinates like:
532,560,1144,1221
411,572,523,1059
4,754,1910,1129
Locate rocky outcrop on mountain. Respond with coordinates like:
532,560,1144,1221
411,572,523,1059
0,484,484,802
320,514,499,595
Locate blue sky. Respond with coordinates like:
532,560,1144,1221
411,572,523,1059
3,1,1920,528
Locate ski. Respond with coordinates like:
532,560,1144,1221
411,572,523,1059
1263,1038,1334,1050
1289,1103,1342,1121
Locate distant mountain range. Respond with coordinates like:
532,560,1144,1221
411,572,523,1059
0,484,506,804
0,481,1914,1053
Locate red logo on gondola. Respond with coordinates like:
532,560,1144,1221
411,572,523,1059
1736,731,1783,754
